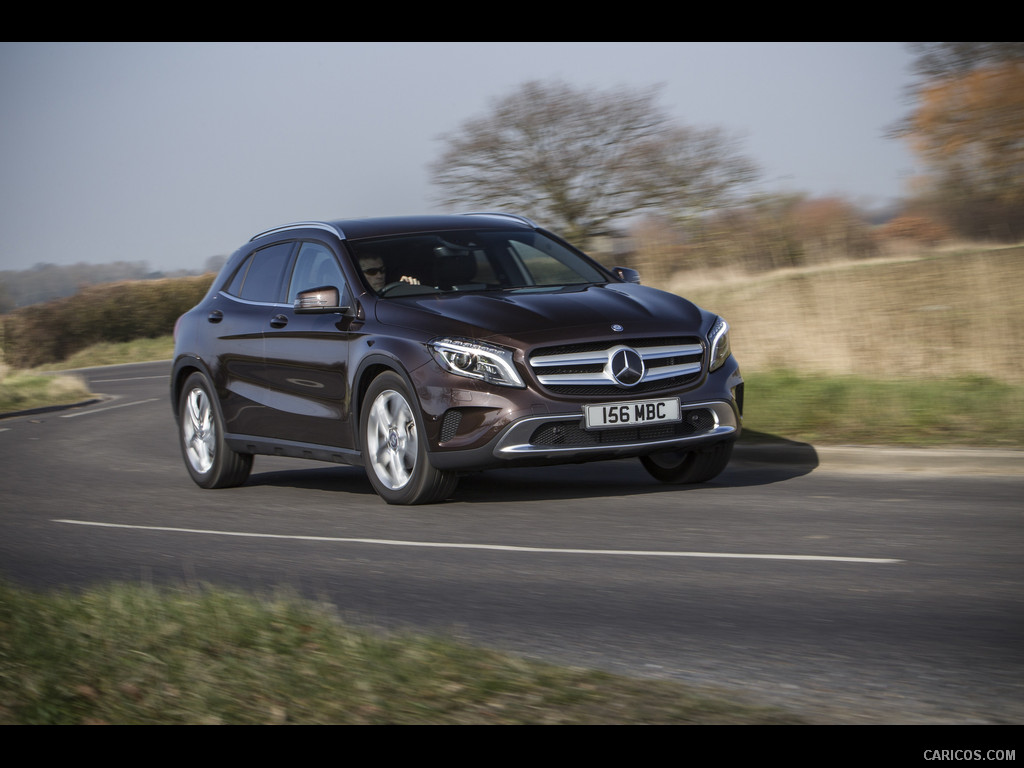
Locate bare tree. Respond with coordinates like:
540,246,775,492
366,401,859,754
894,43,1024,239
906,42,1024,81
430,80,758,245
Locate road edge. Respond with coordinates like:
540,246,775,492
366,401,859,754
734,442,1023,476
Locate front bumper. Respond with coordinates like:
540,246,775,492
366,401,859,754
429,397,740,471
495,399,739,459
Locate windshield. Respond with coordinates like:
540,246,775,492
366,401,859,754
348,229,609,297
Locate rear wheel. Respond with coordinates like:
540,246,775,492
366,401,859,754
361,371,458,505
178,372,252,488
640,441,734,484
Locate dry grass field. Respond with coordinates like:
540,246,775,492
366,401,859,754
671,244,1024,383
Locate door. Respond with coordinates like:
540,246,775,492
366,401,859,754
261,241,357,450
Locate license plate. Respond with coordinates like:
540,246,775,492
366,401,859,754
584,398,681,430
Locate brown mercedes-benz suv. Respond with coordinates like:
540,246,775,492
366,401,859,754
171,213,743,504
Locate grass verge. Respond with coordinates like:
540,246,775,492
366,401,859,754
0,580,800,725
0,336,172,415
43,335,175,371
0,364,94,414
742,371,1024,448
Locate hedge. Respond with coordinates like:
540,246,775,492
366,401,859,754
0,275,214,369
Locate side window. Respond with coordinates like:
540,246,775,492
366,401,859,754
287,242,347,304
224,242,294,303
222,254,252,297
508,239,581,285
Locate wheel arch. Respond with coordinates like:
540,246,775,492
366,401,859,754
351,353,422,453
170,355,216,421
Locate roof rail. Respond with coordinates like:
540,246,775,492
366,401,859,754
250,221,345,242
462,212,537,228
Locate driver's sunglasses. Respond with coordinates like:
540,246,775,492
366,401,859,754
363,267,385,276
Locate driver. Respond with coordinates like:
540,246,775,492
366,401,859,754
359,254,420,293
359,254,388,292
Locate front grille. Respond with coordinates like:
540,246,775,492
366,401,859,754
529,336,704,395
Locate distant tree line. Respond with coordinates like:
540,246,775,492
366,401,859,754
0,257,224,313
0,261,154,313
619,196,945,284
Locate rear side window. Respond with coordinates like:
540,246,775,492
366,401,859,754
223,242,294,303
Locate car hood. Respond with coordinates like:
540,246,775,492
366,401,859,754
373,283,708,344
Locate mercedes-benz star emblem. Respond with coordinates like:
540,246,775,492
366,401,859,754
608,347,645,387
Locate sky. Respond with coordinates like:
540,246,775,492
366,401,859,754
0,42,919,273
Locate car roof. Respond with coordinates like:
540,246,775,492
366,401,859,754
250,213,537,243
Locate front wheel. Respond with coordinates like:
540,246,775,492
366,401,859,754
640,441,734,484
178,372,252,488
360,371,458,505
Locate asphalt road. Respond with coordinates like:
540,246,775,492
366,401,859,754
1,361,1022,724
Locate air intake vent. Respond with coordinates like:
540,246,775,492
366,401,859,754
439,410,462,442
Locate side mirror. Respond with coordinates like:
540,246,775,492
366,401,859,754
612,266,641,284
294,286,350,314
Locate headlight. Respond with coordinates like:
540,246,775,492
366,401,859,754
708,316,731,372
429,338,525,388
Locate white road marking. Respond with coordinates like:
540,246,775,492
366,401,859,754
60,398,160,417
53,519,903,563
91,375,169,383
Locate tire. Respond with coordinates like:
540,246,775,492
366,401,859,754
360,371,458,505
640,440,734,484
178,372,252,489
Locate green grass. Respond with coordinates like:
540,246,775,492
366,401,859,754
0,580,800,725
0,366,94,414
0,336,172,415
742,371,1024,448
43,335,174,371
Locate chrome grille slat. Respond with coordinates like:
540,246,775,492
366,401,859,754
640,361,703,381
641,344,703,359
537,371,614,386
531,351,610,367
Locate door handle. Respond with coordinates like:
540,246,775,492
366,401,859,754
270,314,288,328
207,310,223,323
